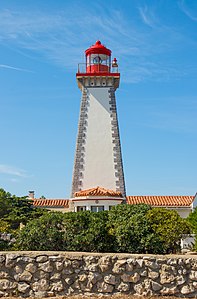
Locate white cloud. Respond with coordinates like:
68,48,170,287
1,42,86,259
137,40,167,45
178,0,197,22
0,164,29,178
0,5,195,83
0,7,144,70
0,64,33,72
122,61,190,84
138,6,157,28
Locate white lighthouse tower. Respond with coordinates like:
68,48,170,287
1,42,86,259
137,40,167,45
71,41,126,203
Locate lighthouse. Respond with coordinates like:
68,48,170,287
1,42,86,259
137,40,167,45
71,41,126,201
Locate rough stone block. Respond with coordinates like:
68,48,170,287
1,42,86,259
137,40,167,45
97,281,114,293
36,255,48,263
104,274,116,285
17,282,30,293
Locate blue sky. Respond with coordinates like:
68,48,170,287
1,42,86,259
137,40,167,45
0,0,196,198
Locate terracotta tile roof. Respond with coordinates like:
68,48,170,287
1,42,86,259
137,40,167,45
126,195,194,207
74,186,123,198
33,199,69,208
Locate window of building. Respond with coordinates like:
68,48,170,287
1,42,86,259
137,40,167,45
77,206,86,212
91,206,104,212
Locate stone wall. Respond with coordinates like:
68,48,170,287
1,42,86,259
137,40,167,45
0,252,197,297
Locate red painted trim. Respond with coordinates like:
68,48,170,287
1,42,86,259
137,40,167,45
85,41,111,56
76,73,120,77
86,49,111,56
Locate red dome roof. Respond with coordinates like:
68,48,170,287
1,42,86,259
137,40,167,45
85,40,111,56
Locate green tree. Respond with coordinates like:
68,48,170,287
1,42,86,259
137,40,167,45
0,188,46,229
146,208,191,253
108,204,164,253
0,188,12,218
16,210,115,252
188,207,197,231
63,211,91,251
0,219,11,250
85,211,115,252
0,219,10,233
14,201,191,254
15,212,64,251
0,239,10,250
63,211,115,252
187,207,197,251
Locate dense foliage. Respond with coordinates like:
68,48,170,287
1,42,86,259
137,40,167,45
15,212,65,251
0,188,45,229
0,188,46,249
0,219,11,250
187,206,197,250
0,187,191,253
15,204,190,254
146,208,191,253
63,210,115,252
108,204,164,253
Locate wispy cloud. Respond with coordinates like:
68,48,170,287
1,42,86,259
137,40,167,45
122,61,191,84
0,7,144,70
0,164,29,178
178,0,197,22
138,5,158,28
0,5,195,83
0,64,33,72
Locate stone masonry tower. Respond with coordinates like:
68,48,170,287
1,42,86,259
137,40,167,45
71,41,126,197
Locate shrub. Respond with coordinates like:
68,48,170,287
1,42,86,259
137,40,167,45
15,204,190,254
0,219,12,250
63,211,115,252
0,188,46,230
146,208,191,253
187,207,197,251
108,204,164,253
15,212,64,251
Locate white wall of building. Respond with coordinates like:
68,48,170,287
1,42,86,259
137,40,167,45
73,199,122,212
82,87,116,191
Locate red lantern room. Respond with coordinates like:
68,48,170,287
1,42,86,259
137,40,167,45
85,40,111,73
76,41,120,90
77,41,119,76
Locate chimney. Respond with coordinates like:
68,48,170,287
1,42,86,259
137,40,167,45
28,191,35,199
